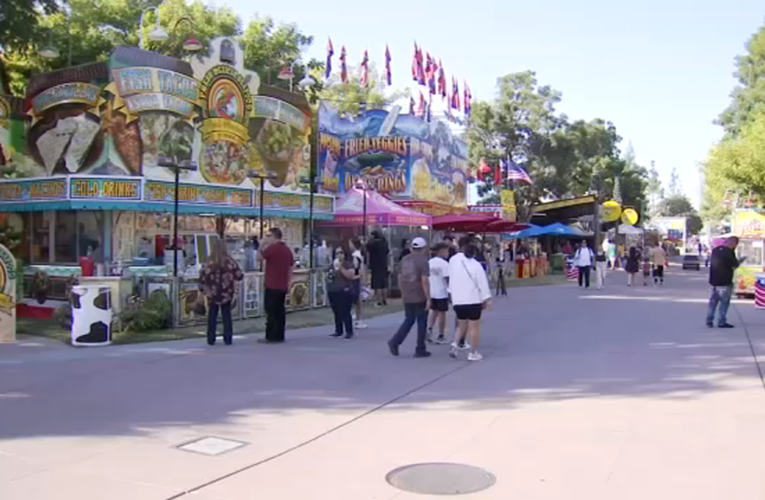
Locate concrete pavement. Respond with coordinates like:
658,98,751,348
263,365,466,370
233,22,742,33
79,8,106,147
2,268,765,499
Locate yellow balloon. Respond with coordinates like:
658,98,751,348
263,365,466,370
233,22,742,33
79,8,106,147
621,208,639,225
602,200,622,222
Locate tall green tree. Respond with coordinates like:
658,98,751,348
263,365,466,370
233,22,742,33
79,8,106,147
668,166,682,196
717,23,765,136
658,194,703,235
0,0,58,51
646,160,664,216
315,64,407,116
2,0,240,96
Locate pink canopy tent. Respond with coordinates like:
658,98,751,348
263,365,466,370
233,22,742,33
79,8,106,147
319,187,432,226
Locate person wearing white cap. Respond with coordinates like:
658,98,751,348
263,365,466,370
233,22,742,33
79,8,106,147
388,236,431,358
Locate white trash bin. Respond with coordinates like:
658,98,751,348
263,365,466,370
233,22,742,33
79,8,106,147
71,285,113,346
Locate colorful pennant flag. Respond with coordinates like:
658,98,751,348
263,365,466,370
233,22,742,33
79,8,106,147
426,94,432,122
505,159,534,184
417,91,426,118
425,53,434,94
416,45,425,85
412,42,419,81
385,45,392,85
340,45,347,83
325,38,334,79
451,77,461,110
463,81,472,117
360,50,369,87
409,96,415,115
438,59,447,99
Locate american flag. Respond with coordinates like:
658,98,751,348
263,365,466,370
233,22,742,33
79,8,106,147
340,45,347,83
325,38,334,79
385,45,392,85
360,50,369,87
504,159,533,184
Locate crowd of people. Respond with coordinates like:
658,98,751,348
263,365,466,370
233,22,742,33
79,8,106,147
570,240,669,289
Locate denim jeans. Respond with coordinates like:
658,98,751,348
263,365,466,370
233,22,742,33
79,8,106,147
207,301,233,345
578,266,591,287
707,285,733,326
389,302,428,353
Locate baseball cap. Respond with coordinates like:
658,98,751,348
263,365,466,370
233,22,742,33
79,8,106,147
411,237,427,249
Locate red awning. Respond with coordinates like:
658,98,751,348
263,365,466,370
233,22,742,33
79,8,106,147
483,220,531,233
432,213,499,232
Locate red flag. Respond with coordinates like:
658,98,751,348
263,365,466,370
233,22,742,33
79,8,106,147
385,45,392,85
438,59,447,99
360,50,369,87
340,45,347,83
477,157,491,180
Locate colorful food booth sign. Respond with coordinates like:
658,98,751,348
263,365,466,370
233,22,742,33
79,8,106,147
317,102,468,207
0,178,67,202
70,177,142,200
145,180,252,207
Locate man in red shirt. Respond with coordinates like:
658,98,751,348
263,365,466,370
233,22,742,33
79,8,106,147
257,227,294,343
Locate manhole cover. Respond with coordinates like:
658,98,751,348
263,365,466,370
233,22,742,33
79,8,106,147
177,437,247,456
386,462,496,495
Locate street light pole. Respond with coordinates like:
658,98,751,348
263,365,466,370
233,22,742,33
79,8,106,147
158,156,197,278
259,176,265,240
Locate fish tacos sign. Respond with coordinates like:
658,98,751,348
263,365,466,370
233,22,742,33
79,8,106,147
0,243,16,343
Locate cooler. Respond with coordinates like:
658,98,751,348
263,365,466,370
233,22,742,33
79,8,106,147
71,285,113,346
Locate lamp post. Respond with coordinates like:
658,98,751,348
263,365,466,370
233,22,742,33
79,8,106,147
158,156,197,277
247,171,278,240
355,179,371,239
138,6,169,49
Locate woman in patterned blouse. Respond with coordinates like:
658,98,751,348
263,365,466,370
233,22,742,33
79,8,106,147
200,240,244,345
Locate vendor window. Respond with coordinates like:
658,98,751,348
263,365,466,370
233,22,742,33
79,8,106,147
36,210,105,264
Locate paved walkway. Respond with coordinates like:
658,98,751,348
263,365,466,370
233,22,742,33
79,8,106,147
1,269,765,499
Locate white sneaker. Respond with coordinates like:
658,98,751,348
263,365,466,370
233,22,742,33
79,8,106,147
459,342,471,350
354,321,368,329
449,343,459,358
467,352,483,361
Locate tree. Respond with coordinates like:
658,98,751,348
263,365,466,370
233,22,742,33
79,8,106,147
316,63,407,116
646,160,664,216
668,167,682,196
239,15,313,89
2,0,241,96
717,23,765,136
0,0,58,51
612,176,622,203
657,194,703,235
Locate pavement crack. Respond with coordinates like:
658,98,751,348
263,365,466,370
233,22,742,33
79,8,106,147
165,361,474,499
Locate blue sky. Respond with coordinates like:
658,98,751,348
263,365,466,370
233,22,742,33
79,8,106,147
216,0,764,206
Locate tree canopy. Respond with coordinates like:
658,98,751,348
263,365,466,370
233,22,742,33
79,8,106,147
466,71,647,221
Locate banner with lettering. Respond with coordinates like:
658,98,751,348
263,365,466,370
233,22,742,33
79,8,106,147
317,101,468,207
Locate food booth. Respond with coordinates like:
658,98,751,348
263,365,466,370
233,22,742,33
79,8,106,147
0,40,335,325
730,209,765,297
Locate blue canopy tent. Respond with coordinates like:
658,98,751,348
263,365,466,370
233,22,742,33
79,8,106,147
504,223,584,239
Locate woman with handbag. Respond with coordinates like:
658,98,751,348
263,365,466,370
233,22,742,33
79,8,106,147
448,237,492,361
328,246,357,340
349,237,368,329
199,240,244,346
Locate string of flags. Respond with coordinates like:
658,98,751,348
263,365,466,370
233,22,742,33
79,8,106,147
323,38,472,121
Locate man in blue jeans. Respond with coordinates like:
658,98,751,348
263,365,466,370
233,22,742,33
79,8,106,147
388,237,431,358
707,236,743,328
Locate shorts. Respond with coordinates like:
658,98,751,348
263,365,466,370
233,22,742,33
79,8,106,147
653,266,664,278
430,298,449,312
453,303,483,321
371,270,388,289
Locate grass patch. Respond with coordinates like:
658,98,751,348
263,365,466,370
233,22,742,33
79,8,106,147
19,300,405,346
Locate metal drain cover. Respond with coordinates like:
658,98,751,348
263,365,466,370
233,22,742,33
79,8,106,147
177,437,247,456
386,462,496,495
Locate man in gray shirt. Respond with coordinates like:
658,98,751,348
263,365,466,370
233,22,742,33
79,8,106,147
388,237,431,358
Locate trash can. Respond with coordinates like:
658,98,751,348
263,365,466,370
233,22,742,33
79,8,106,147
516,259,526,279
756,273,765,309
71,285,113,346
